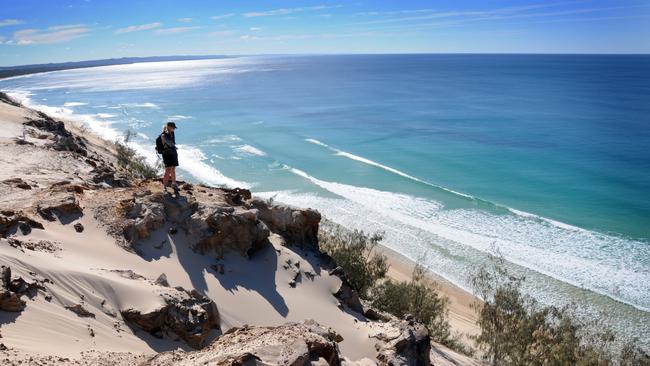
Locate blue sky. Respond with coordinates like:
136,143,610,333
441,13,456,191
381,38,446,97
0,0,648,66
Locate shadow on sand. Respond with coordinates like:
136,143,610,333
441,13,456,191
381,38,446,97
137,225,289,316
212,244,289,317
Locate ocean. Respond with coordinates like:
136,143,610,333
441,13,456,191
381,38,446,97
2,54,649,342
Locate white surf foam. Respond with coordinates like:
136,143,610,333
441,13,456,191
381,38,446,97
204,135,242,144
305,137,598,233
234,144,266,157
6,90,249,189
124,102,159,109
7,91,122,141
305,138,475,199
168,114,192,120
94,113,116,119
284,164,650,312
176,145,250,188
63,102,87,107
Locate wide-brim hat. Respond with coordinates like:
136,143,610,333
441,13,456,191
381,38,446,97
166,121,178,129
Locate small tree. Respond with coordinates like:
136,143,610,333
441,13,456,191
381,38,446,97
371,264,457,347
114,130,158,179
318,224,389,298
470,256,650,366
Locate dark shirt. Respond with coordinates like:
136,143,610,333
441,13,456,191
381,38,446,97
162,131,176,153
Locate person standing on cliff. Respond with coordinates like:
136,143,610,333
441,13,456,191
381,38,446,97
160,121,180,196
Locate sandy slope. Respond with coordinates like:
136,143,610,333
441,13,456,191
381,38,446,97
0,95,482,365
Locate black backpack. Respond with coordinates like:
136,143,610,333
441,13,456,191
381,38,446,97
155,134,164,154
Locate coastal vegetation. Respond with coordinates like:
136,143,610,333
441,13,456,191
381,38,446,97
471,256,650,366
114,130,158,180
319,224,650,363
318,224,469,353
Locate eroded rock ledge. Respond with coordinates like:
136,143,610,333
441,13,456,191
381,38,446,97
88,181,321,258
121,287,220,349
141,320,343,366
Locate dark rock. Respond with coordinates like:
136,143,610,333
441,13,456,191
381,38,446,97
2,178,31,190
155,274,170,287
121,288,220,349
24,116,88,156
220,187,252,205
0,266,46,312
18,222,31,235
65,304,96,318
36,192,83,221
375,319,431,366
73,222,84,232
0,92,21,107
13,138,34,145
0,211,44,238
326,266,364,314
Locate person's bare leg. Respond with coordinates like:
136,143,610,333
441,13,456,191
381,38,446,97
163,167,172,192
171,167,179,195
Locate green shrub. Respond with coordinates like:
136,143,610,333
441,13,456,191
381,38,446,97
371,264,467,350
471,256,650,366
318,223,472,355
318,223,389,299
115,130,158,180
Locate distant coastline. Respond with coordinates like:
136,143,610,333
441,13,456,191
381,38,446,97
0,55,231,79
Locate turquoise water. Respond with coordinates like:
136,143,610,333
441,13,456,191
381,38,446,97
2,55,649,341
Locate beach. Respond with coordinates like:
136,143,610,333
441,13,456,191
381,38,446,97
0,93,480,365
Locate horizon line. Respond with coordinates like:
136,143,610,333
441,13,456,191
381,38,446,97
2,51,649,69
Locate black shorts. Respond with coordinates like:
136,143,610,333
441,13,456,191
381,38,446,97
162,152,178,167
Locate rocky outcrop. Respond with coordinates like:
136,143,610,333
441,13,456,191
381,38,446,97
141,320,343,366
65,304,96,318
0,210,44,237
121,287,220,349
0,266,47,312
187,203,270,258
2,178,32,190
24,112,88,156
116,194,166,244
36,192,83,221
373,317,431,366
248,199,321,247
328,267,364,314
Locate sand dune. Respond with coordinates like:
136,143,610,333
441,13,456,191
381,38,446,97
0,93,481,365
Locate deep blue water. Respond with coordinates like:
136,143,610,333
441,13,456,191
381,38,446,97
2,54,649,341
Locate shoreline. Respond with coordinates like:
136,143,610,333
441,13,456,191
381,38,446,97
5,89,482,341
5,90,650,349
375,244,480,344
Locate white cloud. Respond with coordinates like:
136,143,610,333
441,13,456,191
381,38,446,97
154,26,200,34
114,22,162,34
12,24,90,45
249,27,262,31
243,5,342,18
0,19,23,27
211,13,235,20
177,18,193,23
